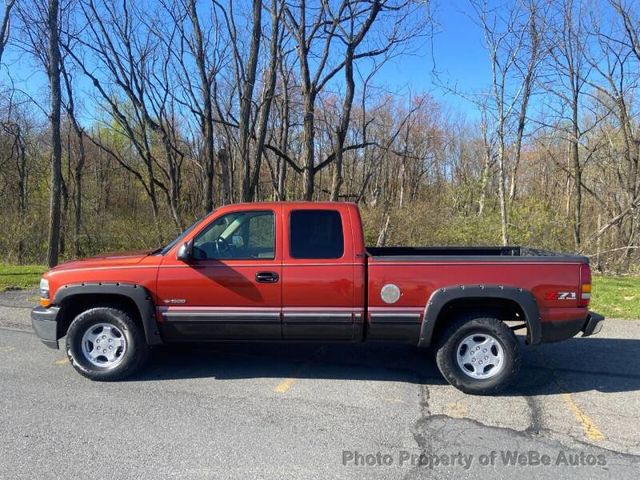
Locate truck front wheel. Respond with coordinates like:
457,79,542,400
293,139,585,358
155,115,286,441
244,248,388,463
66,307,149,381
435,315,521,395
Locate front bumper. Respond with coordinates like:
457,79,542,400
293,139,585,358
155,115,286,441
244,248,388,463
31,306,61,349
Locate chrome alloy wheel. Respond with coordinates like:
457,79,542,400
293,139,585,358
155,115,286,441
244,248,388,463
80,323,127,368
455,333,504,379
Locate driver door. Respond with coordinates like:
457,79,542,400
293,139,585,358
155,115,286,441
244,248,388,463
156,206,282,341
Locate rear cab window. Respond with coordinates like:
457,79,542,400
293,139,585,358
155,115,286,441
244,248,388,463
289,210,344,259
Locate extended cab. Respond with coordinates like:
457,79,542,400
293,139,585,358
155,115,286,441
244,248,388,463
32,202,604,394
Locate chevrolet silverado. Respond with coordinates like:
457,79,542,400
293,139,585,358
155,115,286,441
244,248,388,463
32,202,604,394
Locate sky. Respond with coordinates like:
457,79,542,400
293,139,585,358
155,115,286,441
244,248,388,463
372,0,492,119
1,0,496,125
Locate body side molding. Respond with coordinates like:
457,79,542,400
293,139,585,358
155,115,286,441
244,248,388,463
418,285,541,348
53,282,162,345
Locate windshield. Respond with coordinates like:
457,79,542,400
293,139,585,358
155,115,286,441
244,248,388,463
157,218,203,255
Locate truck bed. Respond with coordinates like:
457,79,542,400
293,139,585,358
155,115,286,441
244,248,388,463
366,246,586,262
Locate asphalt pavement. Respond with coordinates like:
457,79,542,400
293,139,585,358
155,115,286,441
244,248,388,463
1,289,639,479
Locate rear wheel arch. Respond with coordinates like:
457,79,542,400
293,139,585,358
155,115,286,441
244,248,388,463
53,283,162,345
419,285,541,348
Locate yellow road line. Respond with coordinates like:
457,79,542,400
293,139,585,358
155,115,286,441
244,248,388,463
274,378,296,393
562,393,605,441
54,358,68,365
273,346,326,394
0,346,15,353
445,402,468,418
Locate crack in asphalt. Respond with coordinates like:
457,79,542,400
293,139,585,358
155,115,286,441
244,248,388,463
400,337,640,477
404,362,640,480
406,409,640,479
523,393,543,436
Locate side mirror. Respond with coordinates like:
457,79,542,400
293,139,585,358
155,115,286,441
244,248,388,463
176,241,193,262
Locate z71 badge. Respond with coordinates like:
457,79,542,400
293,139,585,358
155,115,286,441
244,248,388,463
544,291,577,301
557,292,577,300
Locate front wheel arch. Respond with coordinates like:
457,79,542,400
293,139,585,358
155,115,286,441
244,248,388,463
53,283,162,346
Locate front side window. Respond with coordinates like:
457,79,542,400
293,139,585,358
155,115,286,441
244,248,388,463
290,210,344,259
192,211,275,260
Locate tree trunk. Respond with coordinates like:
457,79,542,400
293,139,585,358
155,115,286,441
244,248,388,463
188,0,215,214
508,2,538,202
70,118,86,257
302,96,316,200
218,147,232,204
296,2,315,201
74,163,83,256
15,124,27,263
497,135,509,245
330,46,356,201
571,95,581,248
239,0,262,202
249,0,281,200
276,156,287,200
46,0,62,268
0,1,15,64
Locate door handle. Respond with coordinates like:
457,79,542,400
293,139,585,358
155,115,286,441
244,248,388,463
255,271,279,283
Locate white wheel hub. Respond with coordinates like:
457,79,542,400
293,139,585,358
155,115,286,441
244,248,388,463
80,323,127,368
455,333,505,379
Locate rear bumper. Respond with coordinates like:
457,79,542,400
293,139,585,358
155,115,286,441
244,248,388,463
540,311,604,342
581,311,604,337
31,306,61,349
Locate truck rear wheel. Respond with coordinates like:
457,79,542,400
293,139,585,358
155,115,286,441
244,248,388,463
435,315,521,395
66,307,149,381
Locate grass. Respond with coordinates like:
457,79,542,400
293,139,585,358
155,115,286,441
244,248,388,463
0,264,638,319
591,276,640,320
0,264,47,291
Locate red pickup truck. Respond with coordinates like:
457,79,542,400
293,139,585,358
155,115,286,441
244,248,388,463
32,202,603,394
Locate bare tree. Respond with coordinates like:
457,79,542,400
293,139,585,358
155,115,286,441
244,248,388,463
247,0,284,200
509,0,542,201
544,0,593,248
0,96,28,261
328,1,385,201
16,0,64,266
282,0,419,200
46,0,62,267
584,0,640,266
471,0,532,245
168,0,222,213
477,99,496,216
65,0,189,237
0,0,15,64
60,62,86,256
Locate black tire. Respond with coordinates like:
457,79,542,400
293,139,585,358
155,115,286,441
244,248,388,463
435,314,521,395
65,307,149,381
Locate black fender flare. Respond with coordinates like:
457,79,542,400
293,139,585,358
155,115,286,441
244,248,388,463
53,282,162,345
418,285,541,348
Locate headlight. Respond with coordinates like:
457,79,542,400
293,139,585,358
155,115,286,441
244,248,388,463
39,278,50,299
